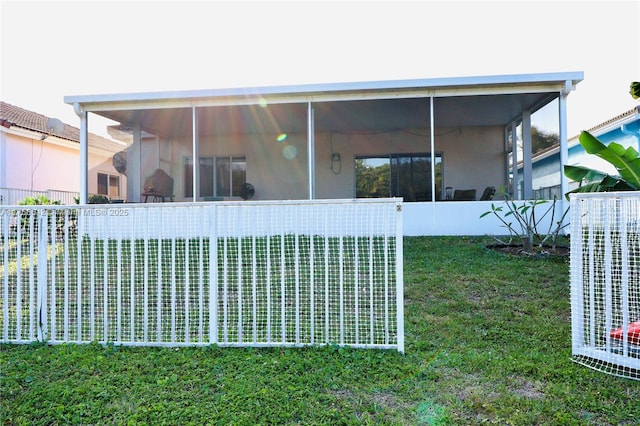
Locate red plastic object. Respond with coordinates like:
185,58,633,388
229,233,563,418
610,320,640,345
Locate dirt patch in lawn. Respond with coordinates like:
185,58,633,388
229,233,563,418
485,244,569,259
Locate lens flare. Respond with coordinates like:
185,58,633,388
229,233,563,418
282,145,297,160
277,133,288,143
258,98,268,108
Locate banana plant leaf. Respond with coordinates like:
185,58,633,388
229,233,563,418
566,131,640,190
564,166,636,197
631,81,640,100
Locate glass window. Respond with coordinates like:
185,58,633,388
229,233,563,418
97,172,120,197
200,157,215,197
108,175,119,197
185,156,246,198
215,157,230,197
355,153,442,201
231,157,246,197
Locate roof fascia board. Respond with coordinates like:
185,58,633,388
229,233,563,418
2,126,122,154
69,82,571,113
65,72,583,112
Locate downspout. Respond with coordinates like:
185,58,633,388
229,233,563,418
73,102,88,205
559,81,571,202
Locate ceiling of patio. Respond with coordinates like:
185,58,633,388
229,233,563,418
99,92,557,138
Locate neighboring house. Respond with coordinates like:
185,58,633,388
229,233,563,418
64,72,583,235
525,105,640,200
0,101,128,204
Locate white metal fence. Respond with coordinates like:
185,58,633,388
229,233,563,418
0,187,80,206
570,192,640,380
0,199,404,352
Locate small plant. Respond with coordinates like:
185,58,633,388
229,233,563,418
18,194,60,206
16,195,63,238
480,187,569,254
88,194,110,204
74,194,111,204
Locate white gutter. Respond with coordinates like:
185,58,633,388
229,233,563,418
64,71,584,112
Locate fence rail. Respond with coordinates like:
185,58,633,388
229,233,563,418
1,199,404,352
0,187,80,206
570,192,640,380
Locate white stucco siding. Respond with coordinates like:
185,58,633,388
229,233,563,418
246,133,308,200
437,126,507,197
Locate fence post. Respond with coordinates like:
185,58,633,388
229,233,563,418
395,200,405,353
37,209,48,341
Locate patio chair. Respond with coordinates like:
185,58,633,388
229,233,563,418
142,168,174,202
452,189,476,201
479,186,496,201
609,320,640,345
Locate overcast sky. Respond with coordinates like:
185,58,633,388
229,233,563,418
1,0,638,139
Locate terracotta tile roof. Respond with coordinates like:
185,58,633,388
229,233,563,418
0,101,126,153
584,105,640,135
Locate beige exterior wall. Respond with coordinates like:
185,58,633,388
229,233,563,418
152,125,507,202
314,126,507,200
0,129,126,200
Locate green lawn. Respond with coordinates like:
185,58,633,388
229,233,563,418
2,236,638,425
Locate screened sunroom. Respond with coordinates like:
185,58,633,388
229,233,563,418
64,71,582,235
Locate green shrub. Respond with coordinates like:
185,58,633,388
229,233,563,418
18,194,60,206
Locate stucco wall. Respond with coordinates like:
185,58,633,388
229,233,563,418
164,125,507,201
1,131,125,199
3,133,79,191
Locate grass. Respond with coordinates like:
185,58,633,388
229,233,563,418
2,236,639,425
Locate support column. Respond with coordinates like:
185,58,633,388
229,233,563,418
307,102,315,200
504,126,510,193
510,124,518,198
74,103,88,204
192,107,200,202
559,85,569,200
521,111,533,199
0,129,7,190
127,119,142,202
430,97,435,202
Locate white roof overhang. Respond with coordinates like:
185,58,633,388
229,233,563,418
64,72,583,137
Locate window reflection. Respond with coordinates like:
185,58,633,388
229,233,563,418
184,156,246,198
355,154,442,201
